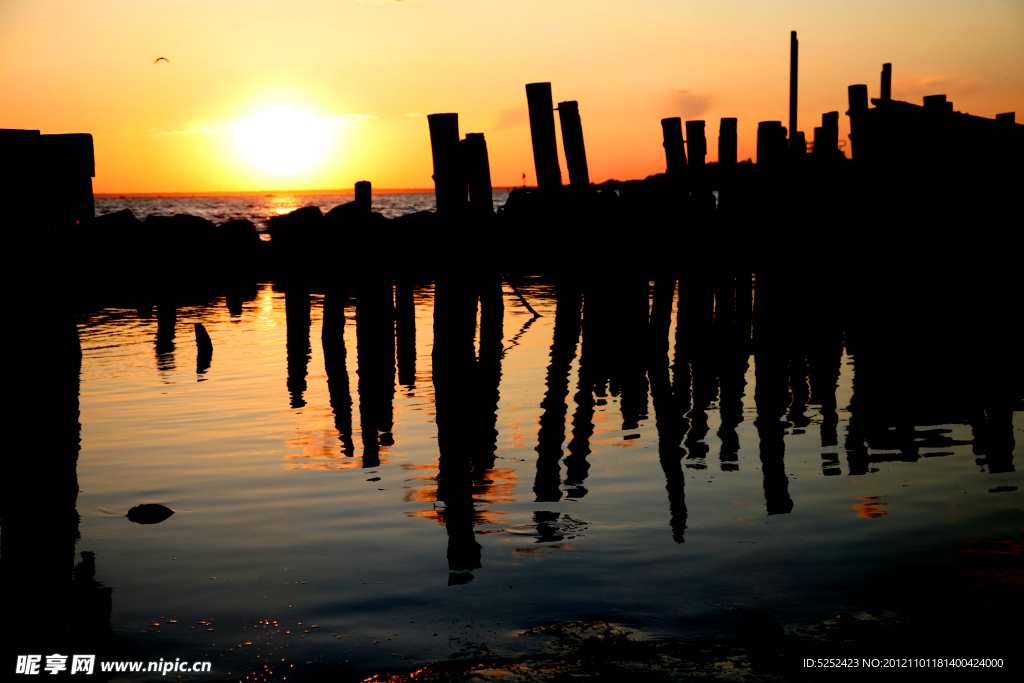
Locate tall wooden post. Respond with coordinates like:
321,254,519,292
789,31,799,141
718,118,737,165
526,82,562,188
685,121,707,166
427,113,466,215
881,63,892,102
661,117,687,175
848,85,868,160
460,133,493,215
557,101,590,188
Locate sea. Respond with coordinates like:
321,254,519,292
10,194,1022,680
94,190,511,237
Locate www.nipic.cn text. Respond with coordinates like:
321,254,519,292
15,655,212,675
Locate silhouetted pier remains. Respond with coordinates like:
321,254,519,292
8,34,1019,527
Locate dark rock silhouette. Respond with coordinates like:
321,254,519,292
126,503,175,525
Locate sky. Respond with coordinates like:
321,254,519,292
2,0,1022,192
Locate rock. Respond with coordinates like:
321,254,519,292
126,504,175,525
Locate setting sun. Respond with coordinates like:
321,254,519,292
234,107,332,174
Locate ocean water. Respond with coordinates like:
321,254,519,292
94,190,511,237
45,275,1023,681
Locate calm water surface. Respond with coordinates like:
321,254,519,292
72,281,1021,680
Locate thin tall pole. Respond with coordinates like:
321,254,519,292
789,31,798,140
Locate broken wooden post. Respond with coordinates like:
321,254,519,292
848,85,868,159
40,133,95,228
355,180,371,213
661,117,687,175
427,113,466,215
718,118,737,165
685,121,707,166
460,133,493,214
789,31,799,141
757,122,784,166
813,112,839,160
881,63,892,102
923,94,951,113
557,101,590,189
525,82,562,188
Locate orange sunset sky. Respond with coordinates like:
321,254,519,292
2,0,1022,193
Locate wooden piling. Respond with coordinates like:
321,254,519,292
40,133,95,228
995,112,1015,124
661,117,687,175
757,122,784,166
525,82,562,188
685,121,707,166
557,101,590,189
789,31,799,140
881,63,892,102
718,118,737,165
355,181,371,213
814,112,839,159
848,85,868,159
427,113,466,215
460,133,494,214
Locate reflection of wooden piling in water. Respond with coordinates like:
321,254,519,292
557,101,590,188
194,322,212,375
719,118,737,165
534,280,581,503
355,279,396,467
155,301,176,374
526,83,562,188
477,275,504,473
285,289,311,409
661,117,687,176
432,279,483,578
460,133,494,215
789,31,799,141
395,280,416,387
565,282,597,498
322,292,355,457
427,113,466,215
752,271,794,514
649,279,688,542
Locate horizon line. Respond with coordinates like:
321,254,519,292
94,187,521,198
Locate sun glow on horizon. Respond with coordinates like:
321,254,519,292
234,107,334,174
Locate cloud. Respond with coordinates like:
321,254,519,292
405,112,426,117
339,114,377,121
147,121,232,137
894,76,983,102
668,90,713,119
493,106,527,130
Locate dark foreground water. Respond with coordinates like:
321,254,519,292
5,271,1022,682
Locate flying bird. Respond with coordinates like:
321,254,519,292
154,57,169,64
